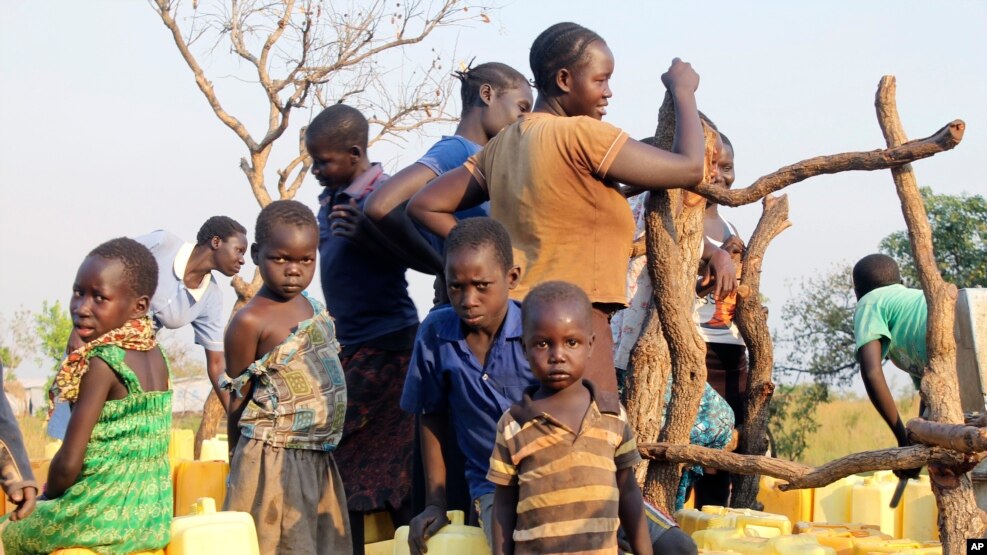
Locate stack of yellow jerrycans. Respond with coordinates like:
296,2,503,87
675,471,941,555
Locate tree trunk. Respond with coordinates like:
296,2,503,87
627,94,715,510
875,75,984,551
730,194,791,507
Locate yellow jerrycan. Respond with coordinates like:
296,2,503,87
758,475,813,526
899,475,938,541
849,471,901,537
167,497,259,555
393,510,490,555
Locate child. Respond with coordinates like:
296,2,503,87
852,254,929,457
306,103,419,551
223,200,350,555
489,280,652,555
403,219,695,555
409,22,707,400
3,238,172,554
399,217,536,552
364,62,532,276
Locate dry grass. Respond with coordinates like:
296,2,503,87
790,392,920,467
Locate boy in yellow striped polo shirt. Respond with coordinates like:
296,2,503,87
488,280,651,555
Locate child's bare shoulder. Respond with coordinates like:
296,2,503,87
227,298,269,333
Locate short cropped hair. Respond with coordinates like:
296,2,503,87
521,280,593,332
529,22,604,96
306,103,369,151
445,217,513,272
89,237,159,298
454,61,530,112
853,253,902,298
196,216,247,245
255,200,317,247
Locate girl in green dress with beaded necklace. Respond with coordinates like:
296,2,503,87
2,238,173,555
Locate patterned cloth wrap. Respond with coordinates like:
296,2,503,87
3,324,173,554
227,293,347,451
48,316,157,413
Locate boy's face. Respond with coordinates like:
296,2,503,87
522,300,594,392
445,244,520,334
480,85,533,139
306,134,361,191
71,256,148,342
251,224,318,301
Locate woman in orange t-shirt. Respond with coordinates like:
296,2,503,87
409,22,718,398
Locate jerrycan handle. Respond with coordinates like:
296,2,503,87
446,510,465,526
191,497,218,515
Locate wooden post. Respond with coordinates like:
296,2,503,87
875,75,983,549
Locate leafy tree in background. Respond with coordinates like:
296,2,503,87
879,187,987,289
33,301,72,370
775,264,858,388
767,382,829,461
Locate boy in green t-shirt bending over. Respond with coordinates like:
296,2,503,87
852,254,928,469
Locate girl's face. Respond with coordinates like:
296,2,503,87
558,40,614,120
480,85,533,140
71,256,148,342
252,224,318,301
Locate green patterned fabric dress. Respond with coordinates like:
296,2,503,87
2,345,173,554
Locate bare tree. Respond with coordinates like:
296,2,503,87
151,0,492,453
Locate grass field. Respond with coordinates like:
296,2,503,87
778,392,920,467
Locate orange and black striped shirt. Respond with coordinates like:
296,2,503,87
487,380,642,554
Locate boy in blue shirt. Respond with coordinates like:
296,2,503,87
400,217,533,552
400,218,696,555
306,103,421,551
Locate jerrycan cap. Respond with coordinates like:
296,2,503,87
191,497,218,515
446,510,466,526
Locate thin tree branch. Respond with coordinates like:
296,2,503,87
152,0,257,150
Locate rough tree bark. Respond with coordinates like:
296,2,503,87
875,75,984,550
626,94,717,510
729,193,791,508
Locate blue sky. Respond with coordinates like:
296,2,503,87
1,1,984,386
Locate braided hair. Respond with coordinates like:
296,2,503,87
529,22,604,96
454,61,529,113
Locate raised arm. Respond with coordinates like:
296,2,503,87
408,166,489,240
606,59,705,190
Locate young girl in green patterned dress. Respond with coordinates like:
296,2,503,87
2,238,173,554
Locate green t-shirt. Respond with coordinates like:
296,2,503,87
854,284,928,381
